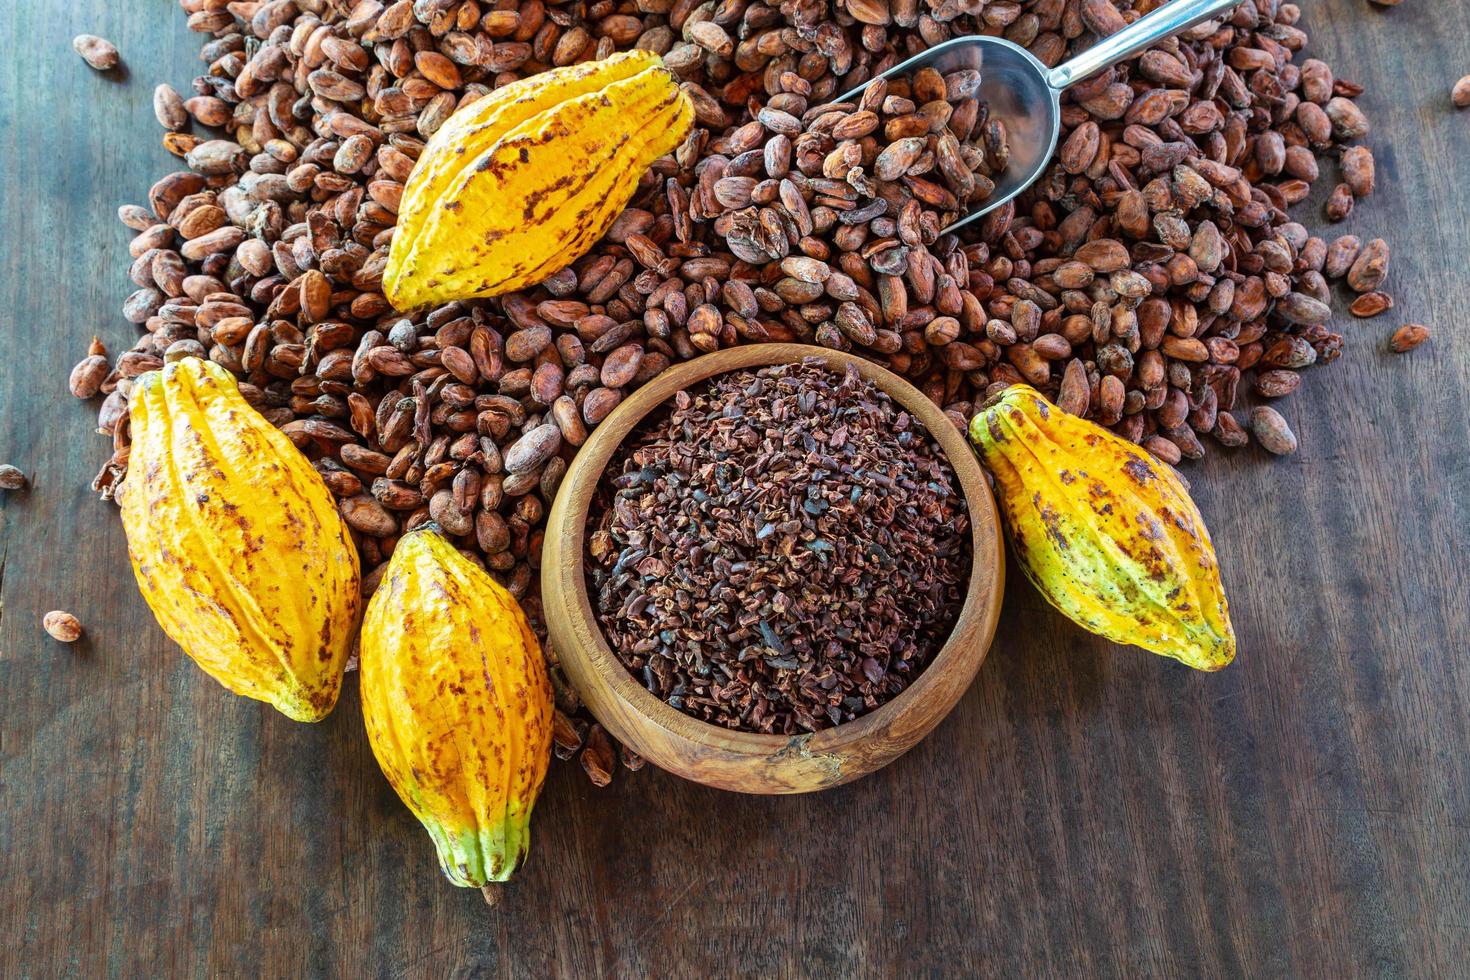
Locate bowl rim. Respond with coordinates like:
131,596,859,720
545,343,1003,762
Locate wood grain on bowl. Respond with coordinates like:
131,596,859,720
542,344,1005,794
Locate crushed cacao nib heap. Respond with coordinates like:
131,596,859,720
587,360,970,734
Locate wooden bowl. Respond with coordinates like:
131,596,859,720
542,344,1004,794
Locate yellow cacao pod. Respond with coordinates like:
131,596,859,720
119,357,361,720
383,50,694,310
969,385,1235,670
360,524,554,891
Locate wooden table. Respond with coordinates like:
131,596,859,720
3,1,1467,976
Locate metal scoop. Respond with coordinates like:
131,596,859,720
838,0,1244,234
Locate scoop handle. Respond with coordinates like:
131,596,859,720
1045,0,1243,91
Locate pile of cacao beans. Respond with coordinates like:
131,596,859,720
82,0,1388,782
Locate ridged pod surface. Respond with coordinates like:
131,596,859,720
384,50,694,310
360,525,554,889
119,357,361,720
969,385,1235,671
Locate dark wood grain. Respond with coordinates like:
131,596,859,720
2,1,1467,977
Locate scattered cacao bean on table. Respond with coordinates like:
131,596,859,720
42,611,83,644
153,84,188,132
75,0,1410,781
580,724,616,787
0,464,27,491
1389,323,1430,353
70,338,112,399
72,34,120,72
1249,405,1299,456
